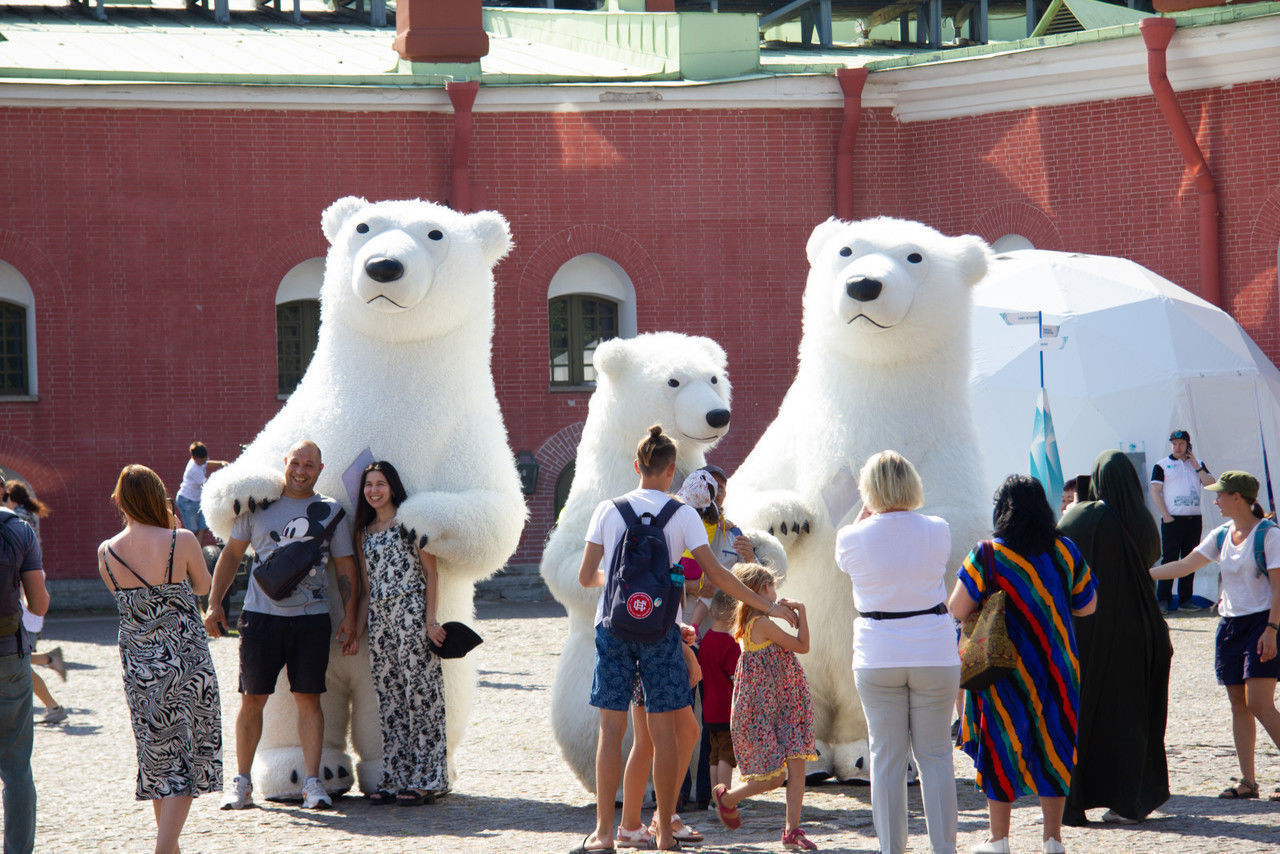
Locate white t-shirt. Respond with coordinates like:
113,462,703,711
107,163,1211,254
177,459,208,502
835,511,960,670
585,489,709,626
1194,521,1280,617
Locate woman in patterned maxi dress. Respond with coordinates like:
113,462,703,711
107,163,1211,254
97,465,222,854
353,461,449,805
949,475,1097,854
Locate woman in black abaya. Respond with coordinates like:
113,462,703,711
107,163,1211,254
1059,449,1172,824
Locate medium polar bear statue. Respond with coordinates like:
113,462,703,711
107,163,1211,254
541,332,785,792
202,197,526,798
725,217,991,783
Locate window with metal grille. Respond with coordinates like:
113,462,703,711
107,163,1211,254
0,300,28,396
549,294,619,387
277,298,321,396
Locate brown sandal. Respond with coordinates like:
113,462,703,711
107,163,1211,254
1218,779,1259,799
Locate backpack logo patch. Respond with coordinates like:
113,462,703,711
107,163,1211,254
627,592,654,619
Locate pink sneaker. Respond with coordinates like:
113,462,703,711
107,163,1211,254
782,826,818,850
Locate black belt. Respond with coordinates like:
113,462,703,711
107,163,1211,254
862,603,947,620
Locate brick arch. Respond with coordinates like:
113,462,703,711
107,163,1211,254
971,203,1064,252
0,228,69,306
1249,183,1280,277
517,224,664,302
0,433,67,511
512,421,586,565
246,229,329,298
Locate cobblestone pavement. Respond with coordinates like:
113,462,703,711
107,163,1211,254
26,603,1280,853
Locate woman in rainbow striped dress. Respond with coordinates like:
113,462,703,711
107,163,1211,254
949,475,1098,854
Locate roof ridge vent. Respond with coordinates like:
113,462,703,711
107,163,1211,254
1030,0,1152,37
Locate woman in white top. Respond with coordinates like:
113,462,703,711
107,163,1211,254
836,450,960,854
1151,470,1280,800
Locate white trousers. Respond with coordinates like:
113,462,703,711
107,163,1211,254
854,665,961,854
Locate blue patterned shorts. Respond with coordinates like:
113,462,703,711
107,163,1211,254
590,622,690,714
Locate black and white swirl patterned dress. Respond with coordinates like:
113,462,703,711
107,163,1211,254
363,524,448,793
102,533,222,800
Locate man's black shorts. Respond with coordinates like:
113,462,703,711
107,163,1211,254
238,611,330,695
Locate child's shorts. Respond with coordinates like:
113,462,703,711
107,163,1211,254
706,724,736,767
591,623,691,714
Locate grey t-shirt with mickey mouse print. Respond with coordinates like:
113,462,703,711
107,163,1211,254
232,493,354,618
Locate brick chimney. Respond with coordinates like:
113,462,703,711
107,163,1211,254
394,0,488,64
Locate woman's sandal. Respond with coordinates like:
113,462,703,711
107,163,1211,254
1269,787,1280,802
648,815,703,843
367,789,395,806
395,788,435,806
1218,778,1259,799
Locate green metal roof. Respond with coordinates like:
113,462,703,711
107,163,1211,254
0,1,1276,87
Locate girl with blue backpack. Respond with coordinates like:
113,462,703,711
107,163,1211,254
1150,470,1280,800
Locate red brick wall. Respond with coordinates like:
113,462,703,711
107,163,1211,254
3,76,1278,579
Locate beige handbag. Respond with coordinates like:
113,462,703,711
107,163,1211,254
959,542,1017,690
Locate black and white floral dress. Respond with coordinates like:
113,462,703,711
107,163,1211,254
363,524,448,792
101,532,222,800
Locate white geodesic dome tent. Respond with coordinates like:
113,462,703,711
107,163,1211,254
969,250,1280,597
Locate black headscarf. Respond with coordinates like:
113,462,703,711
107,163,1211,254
1087,449,1160,567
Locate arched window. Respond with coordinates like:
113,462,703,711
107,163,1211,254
548,254,636,388
553,460,576,525
275,258,324,397
991,234,1034,253
0,261,36,397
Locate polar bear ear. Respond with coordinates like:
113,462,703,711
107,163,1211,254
805,217,848,265
592,338,630,380
953,235,991,287
470,211,514,266
321,196,368,244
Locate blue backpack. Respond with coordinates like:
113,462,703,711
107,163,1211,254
602,498,685,643
1213,518,1277,579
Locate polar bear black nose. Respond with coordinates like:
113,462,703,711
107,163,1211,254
846,277,883,302
706,409,731,429
365,257,404,283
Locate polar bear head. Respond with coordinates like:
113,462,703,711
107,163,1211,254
801,217,989,366
318,196,513,342
590,333,733,459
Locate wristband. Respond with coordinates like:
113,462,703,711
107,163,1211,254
767,602,777,615
1199,463,1208,473
1267,622,1280,632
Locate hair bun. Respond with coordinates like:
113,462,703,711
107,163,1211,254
648,424,664,439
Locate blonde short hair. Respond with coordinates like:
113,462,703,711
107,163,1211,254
858,450,924,513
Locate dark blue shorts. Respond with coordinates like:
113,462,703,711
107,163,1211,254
1215,610,1280,686
590,622,690,714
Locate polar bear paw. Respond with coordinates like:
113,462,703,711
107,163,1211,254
396,491,452,551
252,746,355,800
201,463,287,539
733,490,814,549
805,740,834,784
830,739,871,784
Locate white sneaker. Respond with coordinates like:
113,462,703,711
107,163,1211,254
41,705,67,725
221,774,254,810
301,776,332,809
972,840,1011,854
1043,839,1066,854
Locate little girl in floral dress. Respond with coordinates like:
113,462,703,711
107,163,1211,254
711,563,818,851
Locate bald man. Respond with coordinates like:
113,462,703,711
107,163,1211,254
205,439,360,811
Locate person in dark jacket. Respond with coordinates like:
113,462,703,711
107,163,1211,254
1059,450,1171,824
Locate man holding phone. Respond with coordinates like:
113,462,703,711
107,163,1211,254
1150,429,1216,612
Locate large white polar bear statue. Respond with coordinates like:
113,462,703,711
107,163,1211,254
725,217,991,783
202,197,526,798
542,332,785,791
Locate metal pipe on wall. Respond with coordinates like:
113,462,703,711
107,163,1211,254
446,80,480,213
1140,17,1221,306
835,67,870,221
